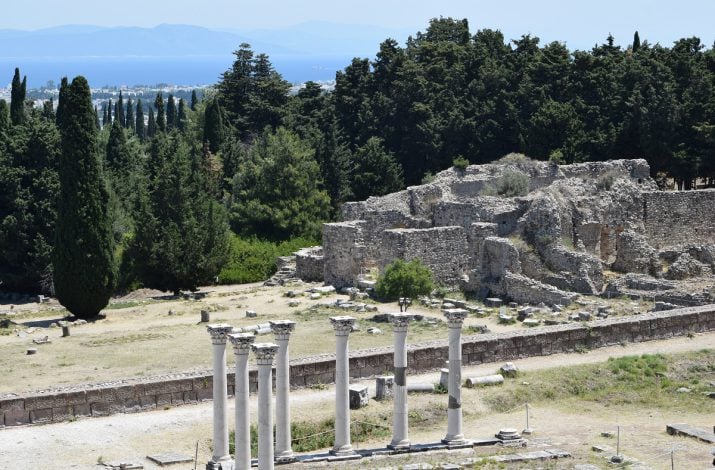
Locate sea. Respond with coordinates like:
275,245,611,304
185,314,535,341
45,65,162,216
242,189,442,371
0,54,354,89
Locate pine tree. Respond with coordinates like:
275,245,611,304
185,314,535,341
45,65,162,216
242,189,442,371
116,92,125,128
155,93,166,132
0,100,9,130
135,99,145,142
166,94,176,130
177,98,188,132
203,96,226,153
125,96,134,132
53,76,116,319
10,68,26,126
147,108,156,138
190,89,199,110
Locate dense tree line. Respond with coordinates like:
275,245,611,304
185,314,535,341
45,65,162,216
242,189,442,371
1,19,714,313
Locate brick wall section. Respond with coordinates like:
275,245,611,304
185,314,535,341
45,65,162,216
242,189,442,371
643,189,715,249
2,305,714,427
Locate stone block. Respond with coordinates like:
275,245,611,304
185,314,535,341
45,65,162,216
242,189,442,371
349,385,369,409
376,376,394,400
52,405,73,422
72,403,91,417
156,394,172,408
0,398,25,412
170,392,185,405
139,395,157,409
196,387,213,401
90,401,110,416
28,407,51,424
4,408,30,426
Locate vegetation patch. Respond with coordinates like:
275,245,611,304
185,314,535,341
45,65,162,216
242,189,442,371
481,170,531,198
80,332,172,347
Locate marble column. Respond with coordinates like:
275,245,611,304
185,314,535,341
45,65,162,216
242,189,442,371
252,343,279,470
269,320,296,463
228,333,255,470
388,313,412,450
330,316,357,456
442,309,469,445
207,324,235,470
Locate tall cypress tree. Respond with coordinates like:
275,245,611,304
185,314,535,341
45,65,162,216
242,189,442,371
125,96,134,132
166,94,176,130
0,100,10,130
147,108,156,138
56,77,69,127
177,98,188,132
154,93,166,132
203,96,226,153
53,76,116,319
10,68,26,126
106,99,113,125
136,99,146,142
94,105,101,130
116,92,125,127
190,89,198,110
633,31,641,52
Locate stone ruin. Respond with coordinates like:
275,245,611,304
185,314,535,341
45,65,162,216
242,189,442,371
295,157,715,306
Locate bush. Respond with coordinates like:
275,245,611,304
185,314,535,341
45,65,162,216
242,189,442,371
375,259,435,301
452,155,470,171
482,170,530,197
217,234,316,284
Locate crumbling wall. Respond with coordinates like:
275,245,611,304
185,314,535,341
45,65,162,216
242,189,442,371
379,227,469,285
295,247,324,282
644,189,715,249
323,222,366,288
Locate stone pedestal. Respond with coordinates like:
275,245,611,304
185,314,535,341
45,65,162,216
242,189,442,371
388,313,412,450
330,316,357,456
269,320,296,463
229,333,255,470
207,324,235,470
252,343,279,470
442,309,468,445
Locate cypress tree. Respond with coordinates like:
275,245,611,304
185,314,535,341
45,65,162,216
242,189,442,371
53,76,116,319
56,77,69,127
203,96,226,153
116,92,125,127
94,106,101,130
10,68,26,126
102,106,109,127
106,120,128,169
125,96,134,132
190,89,198,110
136,99,146,142
177,98,188,132
633,31,641,52
154,93,166,132
0,99,9,130
107,99,113,124
147,108,156,138
166,94,176,130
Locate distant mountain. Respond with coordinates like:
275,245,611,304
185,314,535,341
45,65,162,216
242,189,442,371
0,22,411,59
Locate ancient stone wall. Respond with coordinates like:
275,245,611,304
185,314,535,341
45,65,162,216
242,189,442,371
322,222,366,288
643,189,715,249
294,247,324,282
379,227,469,286
3,305,713,427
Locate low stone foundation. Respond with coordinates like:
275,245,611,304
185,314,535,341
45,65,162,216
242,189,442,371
2,305,713,427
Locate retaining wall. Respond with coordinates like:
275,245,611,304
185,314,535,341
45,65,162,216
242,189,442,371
644,189,715,249
2,305,714,427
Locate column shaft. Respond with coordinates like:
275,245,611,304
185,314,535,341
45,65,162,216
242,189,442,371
257,364,274,470
389,314,411,450
235,353,250,469
275,337,292,459
445,326,464,442
207,324,234,470
334,334,351,453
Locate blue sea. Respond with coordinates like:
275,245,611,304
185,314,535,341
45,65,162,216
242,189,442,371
0,55,353,88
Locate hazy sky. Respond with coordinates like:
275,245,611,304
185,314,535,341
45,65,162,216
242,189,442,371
4,0,715,50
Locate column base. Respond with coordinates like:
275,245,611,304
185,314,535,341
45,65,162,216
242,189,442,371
275,451,297,464
387,440,411,451
441,437,473,448
206,458,235,470
330,445,356,457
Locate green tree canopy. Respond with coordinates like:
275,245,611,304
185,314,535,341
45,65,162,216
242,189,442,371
375,259,435,305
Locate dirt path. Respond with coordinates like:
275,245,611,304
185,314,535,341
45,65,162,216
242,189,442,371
1,332,713,469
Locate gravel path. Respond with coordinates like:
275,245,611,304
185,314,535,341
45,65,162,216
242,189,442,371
1,332,713,469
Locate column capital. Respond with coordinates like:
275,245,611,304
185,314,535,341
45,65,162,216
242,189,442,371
270,320,297,340
207,324,234,345
443,308,468,327
228,332,255,355
252,343,279,365
330,316,356,336
390,313,412,332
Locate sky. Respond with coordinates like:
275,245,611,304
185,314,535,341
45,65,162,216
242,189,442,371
3,0,715,50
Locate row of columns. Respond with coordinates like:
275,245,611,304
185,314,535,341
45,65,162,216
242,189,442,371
207,308,469,469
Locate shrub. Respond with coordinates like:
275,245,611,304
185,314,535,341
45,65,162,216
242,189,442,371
482,170,530,197
375,259,435,301
217,234,316,284
452,155,470,171
595,170,621,191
